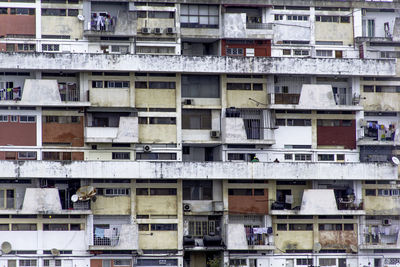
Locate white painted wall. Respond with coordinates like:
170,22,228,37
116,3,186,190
272,126,312,148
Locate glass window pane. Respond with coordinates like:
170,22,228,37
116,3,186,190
199,16,208,24
199,5,208,15
188,5,198,15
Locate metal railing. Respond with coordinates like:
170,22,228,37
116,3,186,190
246,23,272,30
0,87,21,101
270,93,300,105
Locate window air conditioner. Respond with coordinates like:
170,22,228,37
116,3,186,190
166,27,176,34
183,203,191,212
383,219,392,226
210,131,220,138
141,27,150,34
143,145,152,153
183,99,194,105
153,28,162,34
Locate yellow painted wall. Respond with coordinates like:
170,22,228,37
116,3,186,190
139,231,178,249
226,90,267,108
275,231,314,251
139,125,176,143
136,196,177,215
90,89,131,107
41,17,83,39
276,183,310,209
315,22,353,46
364,196,400,215
361,93,400,111
91,196,131,215
135,89,176,108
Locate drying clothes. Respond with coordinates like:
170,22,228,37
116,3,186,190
95,228,104,238
253,227,269,234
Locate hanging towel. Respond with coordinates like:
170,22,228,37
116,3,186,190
95,228,105,238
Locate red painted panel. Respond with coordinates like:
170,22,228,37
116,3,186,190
317,120,356,149
0,120,36,146
0,14,36,37
42,120,84,147
221,39,271,57
228,189,268,214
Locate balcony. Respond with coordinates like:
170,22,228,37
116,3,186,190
59,83,79,102
226,224,274,250
360,224,400,249
84,11,136,37
0,86,21,101
90,224,138,250
223,13,273,39
85,117,138,143
269,93,300,105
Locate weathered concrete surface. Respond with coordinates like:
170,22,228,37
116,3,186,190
0,53,395,76
22,188,62,213
22,79,61,105
1,161,397,180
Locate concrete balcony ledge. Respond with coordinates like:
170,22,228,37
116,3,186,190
0,53,395,76
0,161,396,180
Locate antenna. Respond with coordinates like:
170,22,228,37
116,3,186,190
51,248,60,256
1,242,12,254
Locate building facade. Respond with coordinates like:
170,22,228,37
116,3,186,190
0,0,399,267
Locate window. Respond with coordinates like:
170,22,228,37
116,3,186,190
92,81,103,88
181,4,219,28
136,153,177,160
136,188,148,195
17,44,35,51
148,81,176,89
148,11,174,18
317,120,340,127
112,152,130,160
41,9,66,16
68,9,78,16
188,219,219,237
287,119,311,126
318,154,334,161
18,152,37,160
229,259,246,266
182,75,220,98
226,48,244,56
297,259,313,266
139,117,176,124
19,116,35,123
228,189,252,196
365,189,376,196
42,44,60,52
316,16,339,22
277,224,287,231
368,19,375,37
19,260,37,267
287,15,308,21
149,188,177,195
343,224,354,231
10,8,35,15
319,224,342,231
276,119,286,126
113,260,131,266
340,16,350,23
282,49,291,56
0,8,7,14
294,50,309,56
0,115,8,122
316,50,333,57
284,154,293,160
104,81,130,88
10,116,18,122
288,224,313,231
43,260,61,267
12,224,37,231
104,188,130,196
0,189,14,209
320,258,336,266
43,224,68,231
151,224,177,231
182,109,211,129
337,154,345,161
274,14,283,20
138,224,149,231
228,153,245,161
294,154,311,161
183,180,212,200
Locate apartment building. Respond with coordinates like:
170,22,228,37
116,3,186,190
0,0,399,267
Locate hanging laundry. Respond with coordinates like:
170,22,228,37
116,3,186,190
95,227,105,238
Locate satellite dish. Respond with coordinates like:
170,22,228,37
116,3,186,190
51,248,60,256
71,194,78,203
1,241,12,254
77,15,85,21
76,186,96,201
313,242,321,253
350,244,358,253
392,156,400,165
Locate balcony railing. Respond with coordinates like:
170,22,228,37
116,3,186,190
89,15,116,32
94,227,120,246
59,83,79,101
337,197,363,210
246,23,272,30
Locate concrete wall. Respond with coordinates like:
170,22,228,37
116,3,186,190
136,89,176,108
42,118,84,147
136,196,177,215
90,89,131,107
315,20,354,46
41,17,83,40
139,231,178,249
275,230,314,251
0,53,395,76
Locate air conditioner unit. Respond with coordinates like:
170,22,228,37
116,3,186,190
143,145,152,153
212,201,224,212
153,28,162,34
383,218,392,226
183,203,191,212
141,27,150,34
166,27,176,34
183,99,194,105
210,130,220,138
